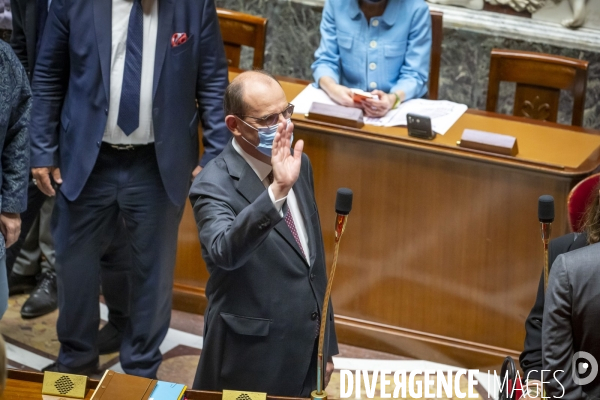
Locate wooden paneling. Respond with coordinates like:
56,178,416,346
429,11,443,100
294,122,572,368
173,74,600,369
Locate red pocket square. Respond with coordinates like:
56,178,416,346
171,33,188,47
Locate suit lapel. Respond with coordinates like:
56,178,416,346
222,143,264,206
235,163,267,205
92,0,111,103
273,204,309,266
223,143,310,266
153,0,174,99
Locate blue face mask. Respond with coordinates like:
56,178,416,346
241,118,293,157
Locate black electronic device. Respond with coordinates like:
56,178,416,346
407,113,436,140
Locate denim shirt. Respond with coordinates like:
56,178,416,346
312,0,432,101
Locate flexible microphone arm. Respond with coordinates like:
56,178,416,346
312,189,353,400
538,195,554,291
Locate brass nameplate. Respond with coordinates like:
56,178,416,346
42,371,88,399
458,129,518,156
223,389,267,400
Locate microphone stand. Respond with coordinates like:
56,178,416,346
541,222,552,291
311,214,349,400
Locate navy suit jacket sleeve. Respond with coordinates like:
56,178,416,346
195,0,230,168
29,0,69,168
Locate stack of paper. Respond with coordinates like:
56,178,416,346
291,85,468,135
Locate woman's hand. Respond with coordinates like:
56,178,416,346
319,77,355,107
362,90,396,117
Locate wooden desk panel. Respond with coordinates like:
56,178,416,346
172,74,600,370
1,370,305,400
293,123,573,369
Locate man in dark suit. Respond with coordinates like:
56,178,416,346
8,0,58,315
9,0,130,356
29,0,229,377
190,71,337,397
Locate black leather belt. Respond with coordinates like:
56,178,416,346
101,142,153,151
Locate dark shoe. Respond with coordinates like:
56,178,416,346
97,322,124,355
8,271,37,296
20,271,58,318
42,360,99,376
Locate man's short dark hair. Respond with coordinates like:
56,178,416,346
223,70,279,116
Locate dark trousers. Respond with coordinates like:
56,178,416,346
6,177,131,332
52,144,183,378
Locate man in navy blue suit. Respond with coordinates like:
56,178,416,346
29,0,230,377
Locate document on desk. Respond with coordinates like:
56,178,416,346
365,99,468,135
291,85,467,135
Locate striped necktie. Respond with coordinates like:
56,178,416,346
268,171,307,260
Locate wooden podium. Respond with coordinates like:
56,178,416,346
1,370,306,400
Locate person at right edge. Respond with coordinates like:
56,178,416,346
190,71,337,397
542,191,600,399
519,184,600,398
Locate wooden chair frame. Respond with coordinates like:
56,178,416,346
429,10,443,100
216,8,268,70
486,49,588,126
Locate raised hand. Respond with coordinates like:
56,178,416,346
270,120,303,200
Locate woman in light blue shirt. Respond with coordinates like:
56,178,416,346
312,0,432,117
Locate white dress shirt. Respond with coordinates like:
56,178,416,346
232,138,310,263
103,0,158,144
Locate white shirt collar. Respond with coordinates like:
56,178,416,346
231,138,272,182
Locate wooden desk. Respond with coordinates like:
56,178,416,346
1,370,304,400
172,73,600,370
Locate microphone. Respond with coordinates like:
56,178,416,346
313,188,353,400
538,195,554,291
334,188,353,241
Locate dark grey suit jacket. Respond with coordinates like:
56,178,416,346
543,242,600,399
9,0,37,79
521,232,588,382
189,141,338,396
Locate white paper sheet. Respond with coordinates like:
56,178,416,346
291,85,468,135
291,84,337,115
